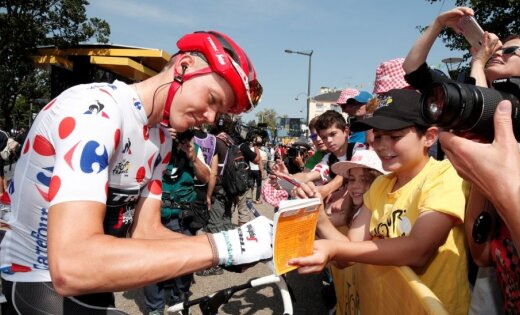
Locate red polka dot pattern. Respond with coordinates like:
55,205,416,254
136,167,146,183
33,135,55,156
163,151,171,164
114,129,121,150
59,117,75,139
23,139,30,154
48,176,61,201
43,98,57,111
148,179,162,195
159,129,165,144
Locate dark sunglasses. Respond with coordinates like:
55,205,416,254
500,46,520,56
310,133,318,141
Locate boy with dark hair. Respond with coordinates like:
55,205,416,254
274,110,364,187
291,89,471,315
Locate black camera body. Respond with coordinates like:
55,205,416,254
176,128,195,143
420,77,520,140
287,144,309,159
245,126,268,145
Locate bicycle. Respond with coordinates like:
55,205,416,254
167,274,292,315
166,201,294,315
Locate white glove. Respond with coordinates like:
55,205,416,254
212,216,273,266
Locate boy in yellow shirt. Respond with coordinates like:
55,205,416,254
290,89,470,315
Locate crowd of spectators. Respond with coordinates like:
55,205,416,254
2,6,520,314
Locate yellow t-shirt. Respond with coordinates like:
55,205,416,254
330,225,359,315
364,158,470,315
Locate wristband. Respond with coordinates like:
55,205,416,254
212,231,230,265
206,233,219,267
222,231,233,267
212,230,237,266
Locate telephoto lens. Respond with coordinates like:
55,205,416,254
420,77,520,140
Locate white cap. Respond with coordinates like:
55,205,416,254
331,150,387,177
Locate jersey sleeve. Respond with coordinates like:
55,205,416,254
140,127,172,201
418,160,469,225
43,87,124,206
311,153,331,185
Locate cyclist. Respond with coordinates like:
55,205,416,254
0,31,272,314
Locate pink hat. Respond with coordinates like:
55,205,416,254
331,150,388,177
336,88,359,104
372,58,411,95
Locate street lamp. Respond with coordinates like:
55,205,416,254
294,92,307,101
285,49,313,127
441,57,463,80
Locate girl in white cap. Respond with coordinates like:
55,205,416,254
322,150,386,229
318,150,386,315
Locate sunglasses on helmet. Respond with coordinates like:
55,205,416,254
228,57,263,112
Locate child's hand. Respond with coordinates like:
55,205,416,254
288,240,332,274
292,181,320,199
271,159,289,176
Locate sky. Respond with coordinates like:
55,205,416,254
86,0,463,123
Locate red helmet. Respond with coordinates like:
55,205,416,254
177,31,263,114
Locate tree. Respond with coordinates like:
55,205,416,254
0,0,110,131
254,108,278,130
423,0,520,57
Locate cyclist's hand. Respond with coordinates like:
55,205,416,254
213,216,273,266
288,239,332,274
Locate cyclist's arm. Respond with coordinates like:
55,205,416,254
48,200,214,296
130,196,185,240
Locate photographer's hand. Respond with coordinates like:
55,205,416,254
440,100,520,249
403,7,473,75
470,32,501,87
179,140,196,162
436,7,474,33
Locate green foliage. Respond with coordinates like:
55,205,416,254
254,108,278,130
0,0,110,130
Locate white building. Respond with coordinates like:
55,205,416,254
307,87,343,123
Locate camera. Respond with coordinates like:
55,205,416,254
420,77,520,140
176,128,195,143
287,145,309,159
244,124,269,145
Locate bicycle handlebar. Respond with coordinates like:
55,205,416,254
167,274,292,315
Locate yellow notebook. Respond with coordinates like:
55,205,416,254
273,198,321,275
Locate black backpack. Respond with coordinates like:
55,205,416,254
217,133,250,195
